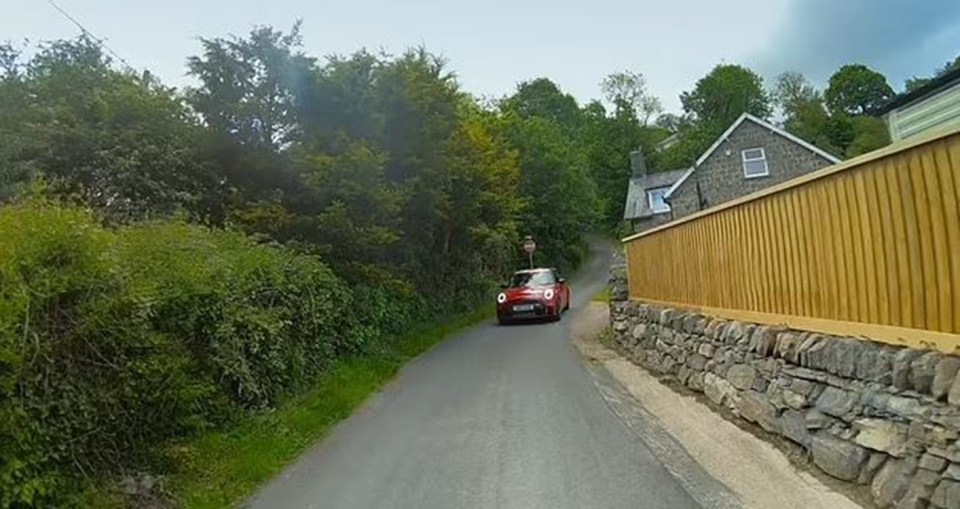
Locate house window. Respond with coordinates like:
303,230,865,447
647,187,671,214
742,148,769,178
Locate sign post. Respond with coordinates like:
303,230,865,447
522,236,536,269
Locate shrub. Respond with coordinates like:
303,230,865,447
0,200,356,506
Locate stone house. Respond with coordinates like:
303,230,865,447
664,113,841,219
622,149,689,233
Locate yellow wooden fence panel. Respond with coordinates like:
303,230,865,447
623,126,960,352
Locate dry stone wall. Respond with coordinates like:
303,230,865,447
608,271,960,508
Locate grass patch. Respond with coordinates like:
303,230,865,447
597,326,615,349
592,285,611,303
161,306,493,509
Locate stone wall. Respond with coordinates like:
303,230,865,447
609,296,960,508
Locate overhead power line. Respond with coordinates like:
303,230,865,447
46,0,136,72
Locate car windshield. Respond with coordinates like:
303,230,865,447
508,271,556,287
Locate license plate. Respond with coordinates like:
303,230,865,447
513,304,535,312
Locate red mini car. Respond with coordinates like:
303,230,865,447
496,268,571,324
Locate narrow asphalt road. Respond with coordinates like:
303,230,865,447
247,240,701,509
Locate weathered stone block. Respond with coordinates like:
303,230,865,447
660,356,679,375
752,377,770,393
659,308,675,326
750,326,779,357
920,453,949,472
832,338,862,378
631,324,647,341
697,343,715,358
737,391,781,433
932,412,960,430
811,433,870,481
688,371,705,392
856,343,896,384
686,353,708,371
797,334,824,367
703,372,736,406
806,408,833,429
931,479,960,509
803,337,831,370
783,389,808,410
854,418,909,457
789,378,815,396
898,478,937,509
913,351,946,394
872,458,917,507
693,318,707,335
677,366,692,386
885,395,926,420
707,320,727,340
816,386,859,419
781,409,811,447
934,358,960,400
720,320,746,343
859,452,889,485
948,371,960,406
783,366,828,383
753,357,777,376
893,349,926,390
613,320,629,333
775,332,801,360
727,364,757,391
945,464,960,481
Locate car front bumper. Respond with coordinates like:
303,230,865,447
497,300,556,320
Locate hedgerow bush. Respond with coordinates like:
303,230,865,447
0,200,364,506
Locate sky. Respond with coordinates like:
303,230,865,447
3,0,959,114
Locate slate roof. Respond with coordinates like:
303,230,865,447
623,168,690,220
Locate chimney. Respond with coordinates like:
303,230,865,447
630,149,647,177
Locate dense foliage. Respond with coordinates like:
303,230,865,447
0,26,663,505
1,200,361,505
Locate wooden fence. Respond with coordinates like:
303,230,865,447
622,125,960,352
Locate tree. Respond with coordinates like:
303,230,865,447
824,64,894,116
905,55,960,92
680,64,771,131
773,71,819,113
187,22,316,150
773,72,838,156
0,37,219,221
846,116,891,158
600,70,662,125
504,114,600,270
500,78,582,133
578,99,659,229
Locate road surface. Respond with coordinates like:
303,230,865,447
247,241,703,509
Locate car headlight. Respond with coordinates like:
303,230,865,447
543,289,555,300
497,293,507,304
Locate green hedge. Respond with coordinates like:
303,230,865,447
0,201,403,506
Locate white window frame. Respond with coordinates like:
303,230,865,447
647,186,671,214
741,147,769,179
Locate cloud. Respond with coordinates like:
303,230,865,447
754,0,960,90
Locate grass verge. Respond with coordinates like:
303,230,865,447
592,285,611,303
161,306,493,509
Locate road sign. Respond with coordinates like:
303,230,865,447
523,237,536,254
523,236,536,268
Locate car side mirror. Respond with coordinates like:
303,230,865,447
500,282,508,289
558,278,566,284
